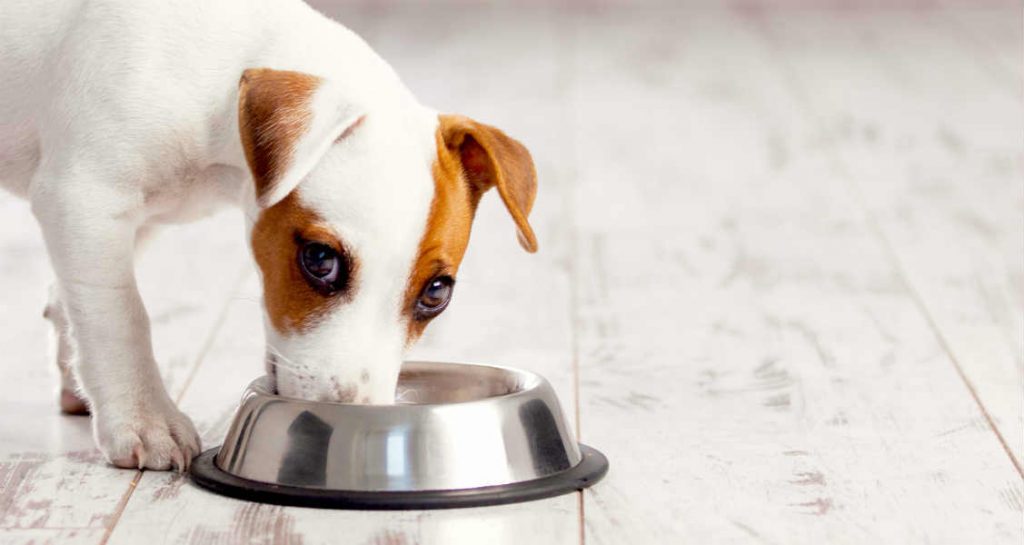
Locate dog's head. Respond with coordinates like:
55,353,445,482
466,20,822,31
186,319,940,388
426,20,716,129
237,68,537,403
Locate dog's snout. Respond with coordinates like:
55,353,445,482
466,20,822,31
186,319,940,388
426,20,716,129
328,377,358,403
266,352,398,405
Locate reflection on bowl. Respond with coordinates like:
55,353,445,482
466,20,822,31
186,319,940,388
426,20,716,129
190,361,608,509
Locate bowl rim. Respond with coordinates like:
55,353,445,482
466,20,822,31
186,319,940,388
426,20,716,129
253,360,550,409
192,443,609,510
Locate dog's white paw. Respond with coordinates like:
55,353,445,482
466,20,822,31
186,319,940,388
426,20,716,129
93,399,201,472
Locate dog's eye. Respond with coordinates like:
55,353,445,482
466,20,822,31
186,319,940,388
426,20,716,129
298,242,346,294
415,276,454,318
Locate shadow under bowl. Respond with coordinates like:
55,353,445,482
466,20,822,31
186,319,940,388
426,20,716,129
189,361,608,509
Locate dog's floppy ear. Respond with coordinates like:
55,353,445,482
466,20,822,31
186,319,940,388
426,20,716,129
439,115,539,253
238,68,364,208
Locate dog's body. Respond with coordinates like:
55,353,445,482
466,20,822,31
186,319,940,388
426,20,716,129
0,0,537,470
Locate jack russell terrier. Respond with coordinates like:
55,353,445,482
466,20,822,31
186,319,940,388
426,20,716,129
0,0,537,471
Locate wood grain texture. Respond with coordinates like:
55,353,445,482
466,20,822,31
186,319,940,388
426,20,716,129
936,1,1022,96
2,3,1021,544
0,199,251,543
569,5,1023,544
756,5,1023,470
0,199,127,545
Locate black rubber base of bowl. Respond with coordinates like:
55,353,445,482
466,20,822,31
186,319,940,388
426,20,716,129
189,444,607,510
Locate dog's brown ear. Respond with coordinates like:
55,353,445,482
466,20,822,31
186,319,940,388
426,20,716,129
238,68,364,208
439,115,538,253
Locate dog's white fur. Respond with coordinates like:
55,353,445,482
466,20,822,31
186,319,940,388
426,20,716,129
0,0,441,470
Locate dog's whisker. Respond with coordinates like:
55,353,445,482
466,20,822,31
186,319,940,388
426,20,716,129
265,358,301,372
264,344,312,377
269,365,305,378
264,343,295,361
266,357,304,374
394,387,417,404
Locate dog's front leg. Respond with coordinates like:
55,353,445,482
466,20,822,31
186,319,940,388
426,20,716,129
32,182,200,471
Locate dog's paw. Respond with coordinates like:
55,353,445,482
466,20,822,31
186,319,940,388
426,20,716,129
93,400,201,472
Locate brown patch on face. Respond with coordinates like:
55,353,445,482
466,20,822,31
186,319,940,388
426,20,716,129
402,129,475,342
238,68,321,204
251,193,355,334
401,115,539,342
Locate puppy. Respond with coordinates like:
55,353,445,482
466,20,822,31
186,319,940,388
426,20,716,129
0,0,537,470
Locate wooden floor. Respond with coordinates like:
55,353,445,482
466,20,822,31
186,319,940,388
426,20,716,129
1,2,1021,543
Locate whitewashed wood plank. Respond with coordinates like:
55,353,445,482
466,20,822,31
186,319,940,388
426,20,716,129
135,213,254,408
570,7,1022,544
0,198,130,545
107,5,582,544
0,191,251,544
760,6,1023,469
937,2,1022,96
0,529,107,545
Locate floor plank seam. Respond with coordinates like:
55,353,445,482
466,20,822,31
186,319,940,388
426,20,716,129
173,264,253,405
743,5,1024,481
577,492,586,545
562,8,583,451
562,12,587,544
97,472,142,545
96,263,254,544
824,65,1024,482
864,218,1024,479
3,6,1019,542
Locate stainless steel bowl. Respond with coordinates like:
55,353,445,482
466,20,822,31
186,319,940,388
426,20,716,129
190,361,608,509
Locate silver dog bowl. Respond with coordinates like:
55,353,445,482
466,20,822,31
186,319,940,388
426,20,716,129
190,361,608,509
